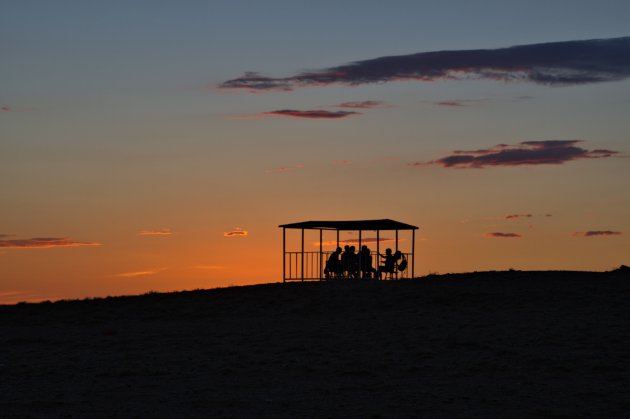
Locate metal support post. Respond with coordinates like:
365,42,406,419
412,229,416,279
300,229,304,282
395,229,399,280
319,229,323,280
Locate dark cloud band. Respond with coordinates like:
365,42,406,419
574,230,622,237
485,232,522,238
414,140,618,169
220,37,630,91
262,109,360,119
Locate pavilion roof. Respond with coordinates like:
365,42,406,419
278,219,418,231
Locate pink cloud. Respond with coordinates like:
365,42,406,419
0,237,102,249
138,229,172,236
432,99,486,107
224,228,248,238
336,100,385,109
115,269,164,278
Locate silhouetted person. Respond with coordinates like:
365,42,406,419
378,248,396,280
325,247,342,279
360,245,375,279
348,246,359,278
340,245,351,278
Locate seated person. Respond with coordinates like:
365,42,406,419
348,246,360,278
340,245,351,278
360,245,376,279
324,247,342,279
377,248,396,279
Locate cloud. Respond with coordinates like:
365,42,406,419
1,106,13,112
138,229,172,236
484,232,522,238
316,237,397,247
505,214,533,219
266,163,304,174
115,269,164,278
432,99,486,107
413,140,619,169
336,100,385,109
0,237,102,249
573,230,622,237
219,37,630,91
434,101,466,107
224,228,248,238
261,109,360,119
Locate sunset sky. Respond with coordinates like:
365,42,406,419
2,1,629,304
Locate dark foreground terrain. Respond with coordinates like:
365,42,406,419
1,269,629,418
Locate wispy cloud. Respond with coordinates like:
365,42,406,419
336,100,385,109
484,232,522,238
266,163,304,174
412,140,618,169
115,269,164,278
434,101,466,107
224,228,248,238
0,237,102,249
219,37,630,91
432,99,486,107
316,237,397,247
573,230,622,237
261,109,360,119
138,229,172,236
505,214,533,220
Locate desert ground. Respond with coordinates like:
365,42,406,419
1,269,629,418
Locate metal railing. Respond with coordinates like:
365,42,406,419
283,251,412,281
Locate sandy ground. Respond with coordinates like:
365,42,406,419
1,270,629,418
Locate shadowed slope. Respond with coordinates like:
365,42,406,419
1,270,629,418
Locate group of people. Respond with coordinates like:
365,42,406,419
324,245,406,280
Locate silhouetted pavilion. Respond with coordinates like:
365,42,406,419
279,219,419,282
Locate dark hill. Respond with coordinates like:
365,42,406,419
1,269,629,418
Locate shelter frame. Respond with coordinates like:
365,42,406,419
279,219,419,282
